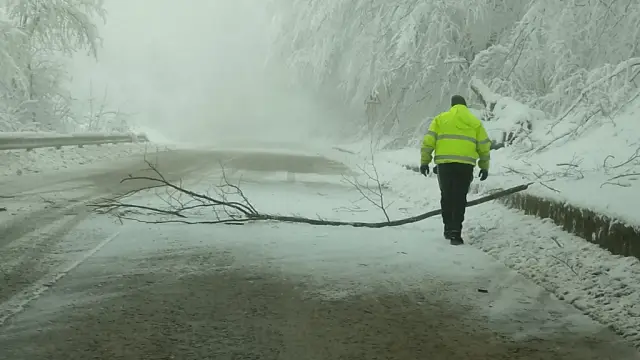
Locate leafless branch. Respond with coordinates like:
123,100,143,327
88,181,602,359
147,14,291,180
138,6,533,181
601,145,640,187
550,235,563,248
90,161,532,228
549,253,580,277
342,161,391,222
502,165,529,176
600,172,640,188
503,154,584,184
603,145,640,170
547,59,640,134
538,108,601,153
339,124,394,222
538,181,561,193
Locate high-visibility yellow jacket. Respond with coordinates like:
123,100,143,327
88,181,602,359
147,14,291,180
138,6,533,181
421,104,491,170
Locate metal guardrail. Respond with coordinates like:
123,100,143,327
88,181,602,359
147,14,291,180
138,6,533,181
0,133,149,151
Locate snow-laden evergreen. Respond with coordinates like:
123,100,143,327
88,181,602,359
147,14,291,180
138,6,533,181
267,0,640,141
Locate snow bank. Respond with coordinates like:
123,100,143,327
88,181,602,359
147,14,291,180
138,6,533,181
0,143,157,178
484,97,546,147
325,146,640,348
466,204,640,347
484,96,640,227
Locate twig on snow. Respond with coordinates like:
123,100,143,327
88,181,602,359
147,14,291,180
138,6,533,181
548,254,580,278
550,235,563,248
600,172,640,188
603,145,640,170
538,182,561,193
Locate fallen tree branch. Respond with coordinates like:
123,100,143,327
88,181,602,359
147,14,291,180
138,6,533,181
537,108,601,153
603,145,640,170
600,172,640,188
90,161,533,228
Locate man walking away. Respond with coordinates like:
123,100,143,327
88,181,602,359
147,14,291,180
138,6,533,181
419,95,491,245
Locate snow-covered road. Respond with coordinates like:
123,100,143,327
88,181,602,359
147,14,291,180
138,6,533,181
0,147,638,359
0,148,219,306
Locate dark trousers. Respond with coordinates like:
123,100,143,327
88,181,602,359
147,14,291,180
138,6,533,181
436,163,474,235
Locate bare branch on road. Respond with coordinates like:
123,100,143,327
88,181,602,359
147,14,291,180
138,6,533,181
89,161,532,228
342,162,392,223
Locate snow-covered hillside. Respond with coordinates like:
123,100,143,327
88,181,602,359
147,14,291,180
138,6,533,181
267,0,640,137
267,0,640,224
357,92,640,226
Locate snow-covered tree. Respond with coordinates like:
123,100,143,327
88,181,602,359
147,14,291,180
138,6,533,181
267,0,640,143
72,82,132,133
0,0,105,132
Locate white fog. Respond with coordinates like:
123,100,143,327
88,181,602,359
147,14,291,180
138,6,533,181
67,0,355,146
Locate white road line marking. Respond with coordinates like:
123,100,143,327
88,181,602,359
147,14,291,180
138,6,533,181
0,231,121,327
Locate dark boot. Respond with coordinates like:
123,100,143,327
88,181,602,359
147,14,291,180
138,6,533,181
443,230,452,239
449,231,464,246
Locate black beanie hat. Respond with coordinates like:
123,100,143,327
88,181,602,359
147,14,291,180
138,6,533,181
451,95,467,107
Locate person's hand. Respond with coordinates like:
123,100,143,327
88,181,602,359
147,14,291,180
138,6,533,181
479,169,488,181
433,165,438,175
420,164,429,176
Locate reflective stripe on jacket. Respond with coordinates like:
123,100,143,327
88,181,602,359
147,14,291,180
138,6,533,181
420,104,491,170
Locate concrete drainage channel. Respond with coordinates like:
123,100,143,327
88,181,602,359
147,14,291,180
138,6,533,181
401,164,640,261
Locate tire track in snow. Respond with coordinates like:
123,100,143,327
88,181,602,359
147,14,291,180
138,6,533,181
0,192,101,249
0,150,218,308
0,149,215,249
0,231,121,326
0,200,99,304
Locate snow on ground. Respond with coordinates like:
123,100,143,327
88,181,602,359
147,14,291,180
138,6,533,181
2,138,638,348
11,159,620,345
3,148,639,358
325,146,640,348
358,95,640,227
0,142,166,178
